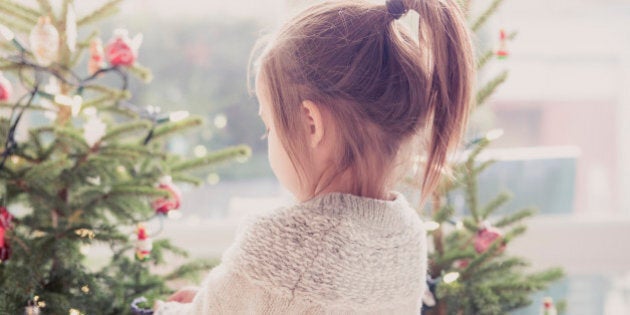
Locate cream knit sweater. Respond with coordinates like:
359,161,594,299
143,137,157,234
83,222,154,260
155,191,427,314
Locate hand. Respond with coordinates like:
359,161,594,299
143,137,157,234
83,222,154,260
167,286,199,303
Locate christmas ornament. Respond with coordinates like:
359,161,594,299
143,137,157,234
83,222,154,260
105,29,142,67
453,258,470,269
0,71,12,101
496,29,509,59
88,38,106,75
29,16,60,66
66,4,78,52
0,206,14,262
83,109,106,147
151,176,182,215
131,296,154,315
135,224,152,262
474,223,505,254
541,297,557,315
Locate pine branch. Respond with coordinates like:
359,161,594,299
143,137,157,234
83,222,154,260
432,204,455,223
0,0,39,25
77,0,124,27
35,0,55,19
55,126,91,152
149,116,203,142
494,208,536,228
431,247,476,270
476,70,509,106
480,191,512,219
474,158,495,175
170,145,251,173
101,121,152,142
99,144,159,159
526,267,564,285
469,257,529,280
464,159,480,221
503,224,527,242
477,49,494,70
471,0,506,32
109,185,169,198
128,63,153,83
0,13,32,34
164,259,218,282
170,173,203,186
462,238,506,277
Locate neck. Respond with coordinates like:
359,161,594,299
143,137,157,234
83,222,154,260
300,167,392,202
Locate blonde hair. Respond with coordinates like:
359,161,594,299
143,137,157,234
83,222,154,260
250,0,474,202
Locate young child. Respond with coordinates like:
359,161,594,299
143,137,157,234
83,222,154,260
155,0,473,313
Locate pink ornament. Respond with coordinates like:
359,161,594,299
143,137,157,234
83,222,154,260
29,16,60,66
453,259,470,269
105,29,142,67
0,72,12,101
151,176,182,215
88,38,106,75
135,224,152,261
0,206,14,262
474,225,505,254
542,297,557,315
496,29,509,59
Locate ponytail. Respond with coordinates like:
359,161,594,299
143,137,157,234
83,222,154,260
401,0,474,202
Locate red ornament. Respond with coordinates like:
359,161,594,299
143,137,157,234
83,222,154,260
542,297,557,315
474,225,505,254
0,72,12,102
88,38,106,75
151,176,182,215
496,29,509,59
0,206,14,262
105,29,142,67
135,224,152,262
453,259,470,269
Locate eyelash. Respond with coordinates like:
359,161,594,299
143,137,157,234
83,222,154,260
260,128,270,140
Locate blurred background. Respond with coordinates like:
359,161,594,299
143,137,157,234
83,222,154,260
73,0,630,313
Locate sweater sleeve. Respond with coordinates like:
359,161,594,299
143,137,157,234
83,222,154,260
154,211,287,315
154,262,256,315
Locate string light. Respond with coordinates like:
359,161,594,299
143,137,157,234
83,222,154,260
424,221,440,232
193,145,207,157
443,272,460,284
207,173,220,185
169,110,189,122
485,129,504,141
74,228,95,240
213,114,227,129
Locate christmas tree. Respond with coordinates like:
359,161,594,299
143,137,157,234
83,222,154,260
410,0,565,314
0,0,250,314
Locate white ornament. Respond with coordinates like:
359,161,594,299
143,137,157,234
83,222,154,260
29,17,59,66
66,4,78,52
83,113,106,147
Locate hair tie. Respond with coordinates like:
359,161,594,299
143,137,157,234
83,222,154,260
386,0,407,19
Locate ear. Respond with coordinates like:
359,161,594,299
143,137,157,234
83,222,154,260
301,100,325,148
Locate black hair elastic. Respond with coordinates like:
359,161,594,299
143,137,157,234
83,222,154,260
386,0,408,19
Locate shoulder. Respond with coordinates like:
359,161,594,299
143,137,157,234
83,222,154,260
220,193,427,307
220,202,342,299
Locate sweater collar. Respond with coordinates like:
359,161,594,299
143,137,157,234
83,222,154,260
300,191,416,227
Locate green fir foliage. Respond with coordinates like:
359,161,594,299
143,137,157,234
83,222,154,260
414,1,565,314
0,0,251,313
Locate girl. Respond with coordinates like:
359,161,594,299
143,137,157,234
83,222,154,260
155,0,473,313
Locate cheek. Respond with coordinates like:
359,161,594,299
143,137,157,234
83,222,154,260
267,131,300,194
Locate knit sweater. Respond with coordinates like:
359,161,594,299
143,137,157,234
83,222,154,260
155,191,428,314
